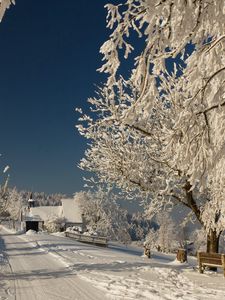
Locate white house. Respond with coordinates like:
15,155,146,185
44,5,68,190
22,198,83,232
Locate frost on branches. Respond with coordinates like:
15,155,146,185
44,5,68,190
77,1,225,252
0,184,22,228
0,0,15,21
74,188,131,243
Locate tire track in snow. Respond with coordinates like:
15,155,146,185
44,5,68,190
1,230,106,300
0,244,16,300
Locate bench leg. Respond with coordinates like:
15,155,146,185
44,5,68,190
222,255,225,277
199,264,204,274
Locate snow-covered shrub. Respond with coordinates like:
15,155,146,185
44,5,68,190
72,226,83,233
83,226,98,236
44,216,66,233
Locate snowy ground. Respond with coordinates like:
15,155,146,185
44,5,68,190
1,226,225,300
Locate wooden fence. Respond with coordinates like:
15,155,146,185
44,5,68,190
65,231,108,247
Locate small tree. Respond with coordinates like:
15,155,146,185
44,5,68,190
155,212,177,253
75,188,131,243
6,187,23,228
145,228,158,250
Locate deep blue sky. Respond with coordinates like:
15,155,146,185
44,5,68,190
0,0,121,195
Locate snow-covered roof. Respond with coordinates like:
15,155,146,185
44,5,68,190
61,198,83,223
28,206,63,221
24,198,82,223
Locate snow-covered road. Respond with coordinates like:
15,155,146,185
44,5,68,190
0,228,105,300
1,226,225,300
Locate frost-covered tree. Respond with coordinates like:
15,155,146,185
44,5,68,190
77,1,225,253
145,228,158,250
145,214,176,253
74,188,131,243
0,186,22,226
0,0,15,21
6,187,22,226
145,212,192,252
155,212,177,253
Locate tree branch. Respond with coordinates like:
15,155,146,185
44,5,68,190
205,35,225,54
193,66,225,102
183,181,203,225
197,100,225,115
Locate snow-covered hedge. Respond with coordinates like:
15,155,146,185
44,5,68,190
44,216,65,233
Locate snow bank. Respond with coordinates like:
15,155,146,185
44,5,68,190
0,225,24,235
26,229,37,235
51,232,65,237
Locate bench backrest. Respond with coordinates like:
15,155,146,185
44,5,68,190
198,252,225,266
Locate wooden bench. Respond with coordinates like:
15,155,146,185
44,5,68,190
197,252,225,276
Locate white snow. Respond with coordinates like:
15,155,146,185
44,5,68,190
1,225,225,299
26,229,37,235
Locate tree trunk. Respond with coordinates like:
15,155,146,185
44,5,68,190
176,248,187,263
206,229,220,253
206,229,221,271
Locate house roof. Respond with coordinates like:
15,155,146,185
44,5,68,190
61,198,83,223
25,198,82,224
28,206,63,221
